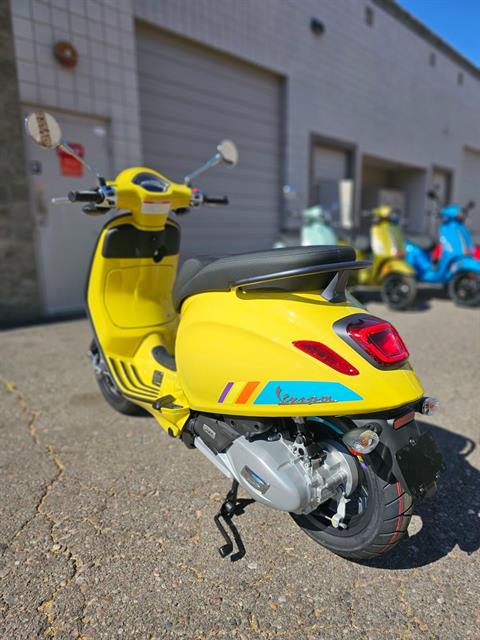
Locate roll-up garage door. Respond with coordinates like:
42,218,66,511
136,25,282,258
461,147,480,233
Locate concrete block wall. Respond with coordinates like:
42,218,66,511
10,0,142,174
0,1,42,325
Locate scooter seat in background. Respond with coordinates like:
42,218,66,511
405,234,436,251
173,245,355,310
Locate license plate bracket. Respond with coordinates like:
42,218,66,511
395,431,446,497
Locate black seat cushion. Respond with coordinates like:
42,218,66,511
173,245,355,310
405,234,437,251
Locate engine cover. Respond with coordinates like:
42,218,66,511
216,435,358,514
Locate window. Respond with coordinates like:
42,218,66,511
365,6,374,26
429,52,436,67
458,72,464,86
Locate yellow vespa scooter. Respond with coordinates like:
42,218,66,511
343,206,417,310
26,112,444,562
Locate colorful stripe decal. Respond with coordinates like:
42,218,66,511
253,381,362,405
235,381,260,404
217,381,234,403
217,381,362,405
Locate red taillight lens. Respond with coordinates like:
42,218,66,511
346,316,409,365
293,341,359,375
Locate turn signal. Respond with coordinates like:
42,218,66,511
420,397,439,415
293,341,359,375
342,428,379,455
347,316,409,365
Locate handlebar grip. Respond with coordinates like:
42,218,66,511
68,189,104,204
203,195,229,205
51,197,72,205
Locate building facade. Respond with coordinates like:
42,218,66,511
2,0,480,323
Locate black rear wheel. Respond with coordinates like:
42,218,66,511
381,273,417,310
290,420,413,561
89,339,148,416
448,271,480,307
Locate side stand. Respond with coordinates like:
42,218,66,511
213,480,255,562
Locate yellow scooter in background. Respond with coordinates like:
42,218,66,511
341,206,417,310
25,112,444,563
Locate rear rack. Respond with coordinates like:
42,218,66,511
232,260,371,303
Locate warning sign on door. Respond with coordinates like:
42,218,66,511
57,143,84,177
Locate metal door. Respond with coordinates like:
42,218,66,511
311,144,353,228
461,148,480,233
24,109,111,315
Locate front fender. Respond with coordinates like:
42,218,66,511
379,259,415,279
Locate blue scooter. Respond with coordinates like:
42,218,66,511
405,192,480,306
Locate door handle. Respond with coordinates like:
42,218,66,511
33,182,48,227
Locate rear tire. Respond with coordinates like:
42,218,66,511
448,271,480,307
381,273,417,310
90,340,148,416
290,421,413,560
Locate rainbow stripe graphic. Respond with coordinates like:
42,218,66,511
217,381,260,405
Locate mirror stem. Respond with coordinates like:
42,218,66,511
59,140,98,176
184,152,221,185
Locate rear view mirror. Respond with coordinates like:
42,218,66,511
25,110,100,180
217,139,239,166
25,111,62,149
282,185,297,201
184,139,239,184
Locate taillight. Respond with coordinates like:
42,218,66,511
293,341,359,376
346,316,409,365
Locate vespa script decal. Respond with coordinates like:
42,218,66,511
275,386,336,405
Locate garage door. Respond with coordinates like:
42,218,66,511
461,147,480,233
136,25,282,258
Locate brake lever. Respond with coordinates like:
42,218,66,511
82,203,110,216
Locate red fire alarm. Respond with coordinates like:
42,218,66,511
53,41,78,68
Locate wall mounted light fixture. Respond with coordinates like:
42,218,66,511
310,18,325,35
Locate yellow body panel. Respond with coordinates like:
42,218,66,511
176,289,423,417
87,213,189,435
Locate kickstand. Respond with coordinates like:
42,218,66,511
213,480,255,562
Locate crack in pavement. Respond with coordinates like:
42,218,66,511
1,378,87,638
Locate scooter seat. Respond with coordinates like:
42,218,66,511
405,234,436,251
173,245,355,310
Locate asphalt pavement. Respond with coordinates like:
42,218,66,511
0,291,479,639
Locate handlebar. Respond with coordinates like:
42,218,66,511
68,189,104,204
203,194,229,205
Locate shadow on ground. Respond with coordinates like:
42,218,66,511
364,419,480,570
